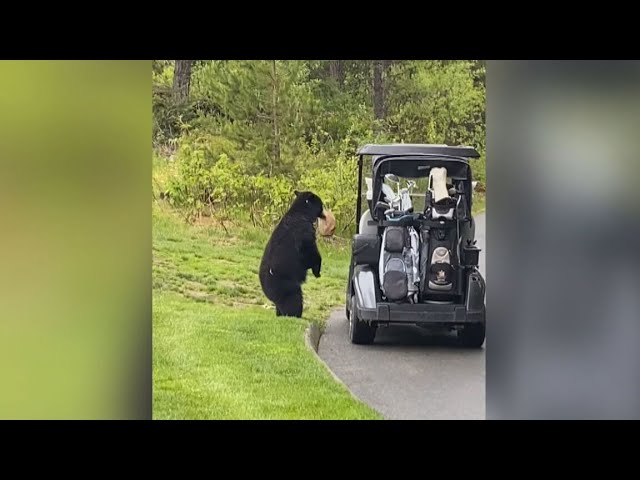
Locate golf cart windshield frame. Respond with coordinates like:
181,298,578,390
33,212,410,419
356,151,478,228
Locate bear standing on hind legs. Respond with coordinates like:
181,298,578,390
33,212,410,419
259,191,330,318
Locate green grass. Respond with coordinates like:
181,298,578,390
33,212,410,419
153,203,381,419
472,191,486,216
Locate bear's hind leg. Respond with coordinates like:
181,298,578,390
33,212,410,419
277,289,303,318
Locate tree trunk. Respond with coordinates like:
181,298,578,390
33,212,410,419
382,60,392,117
329,60,345,87
271,60,280,173
173,60,193,104
373,60,385,132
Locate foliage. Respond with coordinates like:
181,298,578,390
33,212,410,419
164,132,295,226
154,60,487,229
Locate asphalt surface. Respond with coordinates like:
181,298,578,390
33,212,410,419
318,214,486,420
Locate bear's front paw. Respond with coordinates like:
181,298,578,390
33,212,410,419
312,268,321,278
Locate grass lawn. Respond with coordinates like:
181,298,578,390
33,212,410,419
152,203,381,419
472,191,486,216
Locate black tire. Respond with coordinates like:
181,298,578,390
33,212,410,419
458,322,485,348
345,264,354,321
345,286,351,320
349,295,377,345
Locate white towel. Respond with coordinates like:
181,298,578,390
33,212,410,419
429,167,450,203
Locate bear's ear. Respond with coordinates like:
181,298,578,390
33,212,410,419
294,190,300,197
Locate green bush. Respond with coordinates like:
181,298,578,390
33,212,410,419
154,60,487,228
161,130,363,232
164,133,295,226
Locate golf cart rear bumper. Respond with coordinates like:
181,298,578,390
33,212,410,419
356,302,484,324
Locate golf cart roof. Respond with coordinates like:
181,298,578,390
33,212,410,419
357,143,481,159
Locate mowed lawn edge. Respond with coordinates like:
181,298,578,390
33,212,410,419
152,203,381,420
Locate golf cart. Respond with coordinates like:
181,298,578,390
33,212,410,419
346,144,486,347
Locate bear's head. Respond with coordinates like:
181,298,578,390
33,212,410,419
291,190,326,221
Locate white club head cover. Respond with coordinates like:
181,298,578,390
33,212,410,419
381,183,396,203
429,167,450,203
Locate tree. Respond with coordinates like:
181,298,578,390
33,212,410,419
382,60,393,117
173,60,194,104
373,60,385,133
329,60,345,87
270,60,281,172
384,60,485,152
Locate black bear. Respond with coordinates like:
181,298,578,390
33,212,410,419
259,191,327,318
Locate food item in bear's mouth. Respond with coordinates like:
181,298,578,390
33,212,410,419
317,209,336,236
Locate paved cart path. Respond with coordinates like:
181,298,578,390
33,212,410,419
318,214,486,420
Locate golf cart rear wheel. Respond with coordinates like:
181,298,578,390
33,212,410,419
349,295,377,345
458,322,485,348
